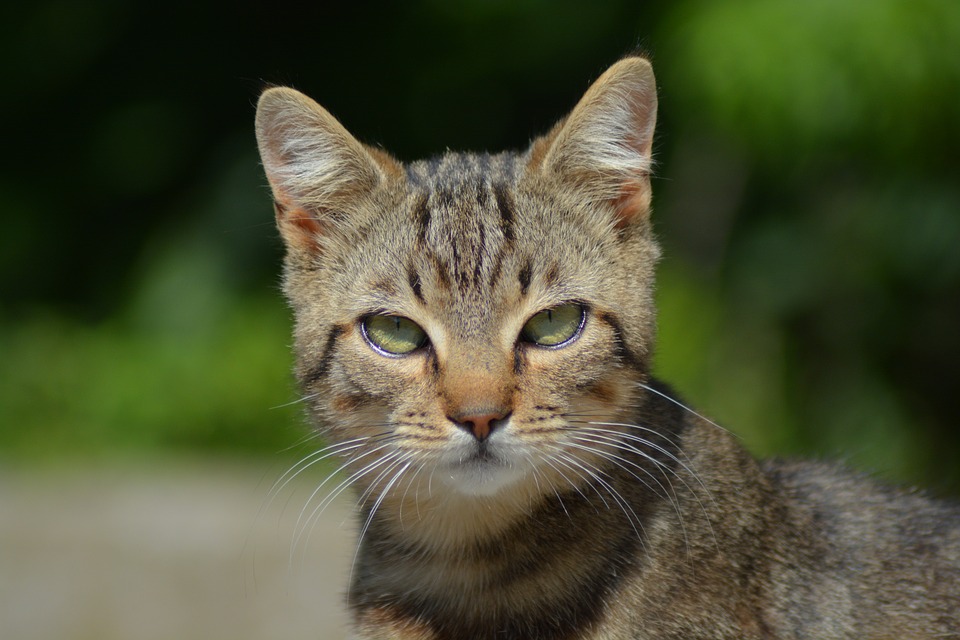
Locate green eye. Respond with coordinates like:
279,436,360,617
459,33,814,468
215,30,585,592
521,303,585,347
362,315,428,355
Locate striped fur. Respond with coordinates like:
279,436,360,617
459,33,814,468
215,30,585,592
256,57,960,639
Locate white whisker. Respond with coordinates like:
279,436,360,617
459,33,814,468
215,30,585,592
290,443,401,564
269,392,321,410
549,447,646,545
565,434,689,555
349,456,414,586
636,382,735,437
573,423,720,554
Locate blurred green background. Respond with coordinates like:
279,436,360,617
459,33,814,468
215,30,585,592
2,0,959,494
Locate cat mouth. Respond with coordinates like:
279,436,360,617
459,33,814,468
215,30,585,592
440,444,526,496
456,446,503,469
470,441,498,461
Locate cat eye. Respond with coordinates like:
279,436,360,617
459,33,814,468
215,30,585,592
520,303,585,348
361,315,429,356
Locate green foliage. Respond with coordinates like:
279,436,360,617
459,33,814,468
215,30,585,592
661,0,960,163
0,295,302,457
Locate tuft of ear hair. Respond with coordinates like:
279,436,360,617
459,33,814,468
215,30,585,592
533,56,658,227
255,88,389,252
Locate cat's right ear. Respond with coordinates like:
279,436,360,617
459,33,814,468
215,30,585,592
255,87,391,253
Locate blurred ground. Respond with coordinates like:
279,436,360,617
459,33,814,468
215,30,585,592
0,459,353,640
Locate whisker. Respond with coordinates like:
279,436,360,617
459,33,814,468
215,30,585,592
549,447,646,545
547,447,617,516
293,449,403,567
397,457,430,527
354,451,410,511
290,443,401,563
269,392,321,410
349,455,414,586
535,450,596,520
275,429,327,453
572,424,719,554
578,422,717,506
564,436,671,502
573,422,695,480
565,434,690,555
564,411,686,452
266,438,369,507
636,382,735,438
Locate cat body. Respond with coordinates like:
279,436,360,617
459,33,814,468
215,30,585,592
255,58,960,639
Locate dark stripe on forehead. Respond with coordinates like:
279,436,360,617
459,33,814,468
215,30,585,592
475,178,488,209
473,223,486,287
433,188,454,209
431,252,452,290
489,252,504,289
450,241,468,290
492,183,516,244
303,324,347,386
370,278,398,296
413,192,430,246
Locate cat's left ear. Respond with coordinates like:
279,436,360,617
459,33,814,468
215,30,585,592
530,57,657,227
255,87,397,253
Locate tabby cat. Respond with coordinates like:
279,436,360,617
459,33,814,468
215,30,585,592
255,57,960,639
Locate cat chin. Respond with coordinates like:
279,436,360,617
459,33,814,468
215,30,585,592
436,459,529,497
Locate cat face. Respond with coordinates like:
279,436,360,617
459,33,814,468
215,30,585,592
256,58,659,500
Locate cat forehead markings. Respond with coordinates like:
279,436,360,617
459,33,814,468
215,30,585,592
404,151,522,252
398,152,535,324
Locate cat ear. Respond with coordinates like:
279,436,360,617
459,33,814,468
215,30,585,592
532,57,657,227
255,87,391,252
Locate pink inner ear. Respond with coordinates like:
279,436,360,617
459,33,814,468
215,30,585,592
274,195,324,253
612,179,652,228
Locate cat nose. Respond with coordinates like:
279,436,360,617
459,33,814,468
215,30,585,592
449,409,511,442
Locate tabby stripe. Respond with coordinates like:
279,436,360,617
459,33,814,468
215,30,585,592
513,348,525,375
303,324,347,386
492,183,516,243
450,242,467,290
544,262,561,287
413,192,430,246
371,278,398,296
594,311,645,371
473,223,486,287
431,252,452,290
427,350,441,378
475,178,488,209
518,260,532,296
407,265,425,303
434,188,454,209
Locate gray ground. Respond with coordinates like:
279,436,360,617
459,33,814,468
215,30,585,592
0,459,354,640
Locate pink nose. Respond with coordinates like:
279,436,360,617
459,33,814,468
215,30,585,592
449,410,510,441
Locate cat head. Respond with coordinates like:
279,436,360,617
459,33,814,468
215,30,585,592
256,57,659,500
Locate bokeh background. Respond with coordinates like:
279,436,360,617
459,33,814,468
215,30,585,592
2,1,959,638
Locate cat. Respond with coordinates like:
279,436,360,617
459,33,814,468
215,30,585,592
255,57,960,639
